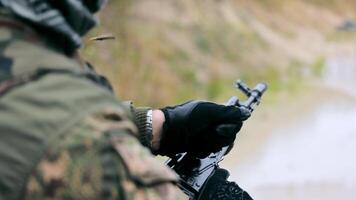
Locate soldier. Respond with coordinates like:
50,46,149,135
0,0,253,199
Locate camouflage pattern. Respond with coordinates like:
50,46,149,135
0,17,186,200
24,110,185,200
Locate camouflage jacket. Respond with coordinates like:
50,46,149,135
0,17,186,200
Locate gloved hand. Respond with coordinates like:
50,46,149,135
198,168,253,200
157,100,250,157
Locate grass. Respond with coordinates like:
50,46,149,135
311,56,326,77
81,0,355,107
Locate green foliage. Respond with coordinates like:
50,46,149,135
326,31,356,42
194,34,211,53
311,56,326,77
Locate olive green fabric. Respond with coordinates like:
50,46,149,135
0,0,107,53
23,110,183,200
0,19,185,200
0,73,126,199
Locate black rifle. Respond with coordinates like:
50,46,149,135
165,80,267,200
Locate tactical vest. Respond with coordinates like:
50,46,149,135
0,19,122,200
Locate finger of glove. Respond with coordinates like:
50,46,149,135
198,103,251,123
190,102,250,124
215,123,242,137
191,126,238,157
204,129,234,149
219,106,251,123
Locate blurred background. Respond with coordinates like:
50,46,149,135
82,0,356,199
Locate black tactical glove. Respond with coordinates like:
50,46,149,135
198,168,253,200
158,100,250,157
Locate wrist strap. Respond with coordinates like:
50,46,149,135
146,109,153,135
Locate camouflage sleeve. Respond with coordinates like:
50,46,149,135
24,109,187,200
82,64,154,150
82,63,153,149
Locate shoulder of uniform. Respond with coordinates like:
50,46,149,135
0,19,82,81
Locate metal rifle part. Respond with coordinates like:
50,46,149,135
236,80,268,112
165,80,268,200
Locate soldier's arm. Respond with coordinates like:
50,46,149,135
9,70,188,200
82,63,158,151
24,102,186,200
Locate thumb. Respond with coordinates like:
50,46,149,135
217,106,251,124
